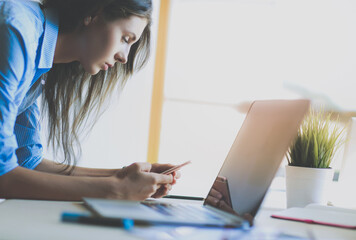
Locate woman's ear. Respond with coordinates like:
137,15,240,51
83,16,100,26
84,16,92,26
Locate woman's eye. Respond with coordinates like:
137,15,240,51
123,36,130,43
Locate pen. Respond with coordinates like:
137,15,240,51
61,212,134,230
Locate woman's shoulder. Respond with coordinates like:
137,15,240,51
0,1,46,63
0,0,45,43
0,0,44,21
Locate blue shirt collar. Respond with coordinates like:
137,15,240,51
38,7,58,69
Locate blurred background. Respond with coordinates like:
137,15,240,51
42,0,356,206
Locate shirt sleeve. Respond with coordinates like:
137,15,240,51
0,23,27,175
14,99,43,170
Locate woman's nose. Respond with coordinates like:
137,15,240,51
115,53,127,64
115,47,130,64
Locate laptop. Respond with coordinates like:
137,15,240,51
84,99,310,228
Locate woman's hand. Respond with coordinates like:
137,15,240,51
150,163,181,184
206,176,254,226
110,162,174,201
149,163,181,198
206,176,234,213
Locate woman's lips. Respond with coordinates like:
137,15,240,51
102,63,114,71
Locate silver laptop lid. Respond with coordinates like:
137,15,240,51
204,99,310,216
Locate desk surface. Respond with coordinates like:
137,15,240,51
0,199,355,240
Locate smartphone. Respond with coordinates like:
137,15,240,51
161,161,191,175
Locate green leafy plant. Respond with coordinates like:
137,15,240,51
287,109,346,168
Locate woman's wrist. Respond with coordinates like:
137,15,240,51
103,175,127,199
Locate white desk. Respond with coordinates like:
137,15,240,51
0,199,139,240
0,198,355,240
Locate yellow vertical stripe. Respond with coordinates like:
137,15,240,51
147,0,171,164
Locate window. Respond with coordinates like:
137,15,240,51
155,0,356,200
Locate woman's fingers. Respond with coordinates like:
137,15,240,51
119,162,152,177
243,213,254,226
172,170,181,179
218,199,235,214
149,163,182,185
115,162,180,200
216,176,227,182
131,162,152,172
205,195,220,207
151,172,173,184
151,184,172,198
206,194,237,215
151,163,175,173
209,188,223,199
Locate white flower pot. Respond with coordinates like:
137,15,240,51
285,165,334,208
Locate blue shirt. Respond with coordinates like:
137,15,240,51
0,0,58,176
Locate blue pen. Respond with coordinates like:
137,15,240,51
61,212,134,230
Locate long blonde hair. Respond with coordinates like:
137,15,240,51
41,0,152,173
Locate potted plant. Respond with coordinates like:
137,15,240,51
285,109,346,208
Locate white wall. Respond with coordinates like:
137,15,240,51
159,0,356,197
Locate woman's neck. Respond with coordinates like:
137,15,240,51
53,32,80,64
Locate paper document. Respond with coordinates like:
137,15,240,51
271,204,356,229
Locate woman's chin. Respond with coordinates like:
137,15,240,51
91,70,101,76
84,65,101,76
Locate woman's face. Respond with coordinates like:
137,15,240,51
79,15,148,75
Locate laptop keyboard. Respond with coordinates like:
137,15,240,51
142,202,224,221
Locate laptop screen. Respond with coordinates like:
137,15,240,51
203,100,310,217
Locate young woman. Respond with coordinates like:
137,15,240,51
0,0,179,201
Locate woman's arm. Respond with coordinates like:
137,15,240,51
0,166,112,201
35,159,117,177
0,162,174,201
35,159,181,181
